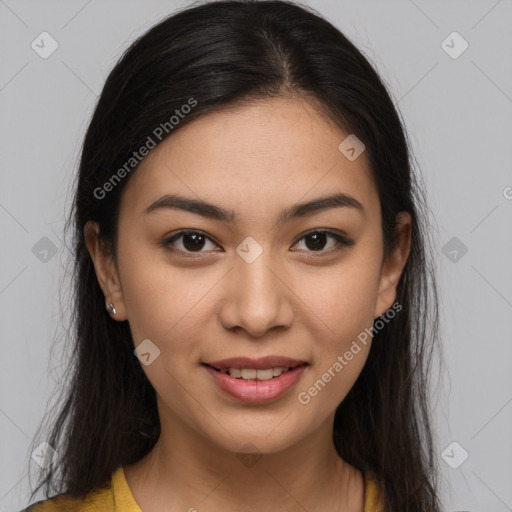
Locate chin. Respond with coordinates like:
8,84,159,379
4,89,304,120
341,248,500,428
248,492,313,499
199,418,310,457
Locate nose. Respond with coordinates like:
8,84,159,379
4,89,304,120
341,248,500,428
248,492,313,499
218,246,294,338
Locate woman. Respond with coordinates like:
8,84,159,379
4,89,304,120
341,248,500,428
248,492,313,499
23,0,443,510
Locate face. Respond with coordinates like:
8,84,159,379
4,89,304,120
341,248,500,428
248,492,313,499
85,95,411,456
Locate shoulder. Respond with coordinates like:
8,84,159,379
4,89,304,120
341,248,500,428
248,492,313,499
364,470,385,512
21,466,140,512
21,480,116,512
21,494,87,512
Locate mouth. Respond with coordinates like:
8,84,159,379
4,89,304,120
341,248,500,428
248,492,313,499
204,362,308,381
202,357,309,404
203,356,308,381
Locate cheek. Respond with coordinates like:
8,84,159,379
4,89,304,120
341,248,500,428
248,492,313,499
118,252,211,415
293,252,380,405
294,252,381,349
118,238,214,344
293,298,373,432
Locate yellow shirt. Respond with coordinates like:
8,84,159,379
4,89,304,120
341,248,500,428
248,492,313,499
23,466,383,511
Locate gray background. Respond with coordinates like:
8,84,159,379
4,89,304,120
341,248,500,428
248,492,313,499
1,0,511,510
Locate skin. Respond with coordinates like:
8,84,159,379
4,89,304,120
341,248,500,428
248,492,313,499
84,94,411,511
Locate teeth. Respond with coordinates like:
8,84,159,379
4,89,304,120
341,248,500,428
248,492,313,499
252,368,273,380
241,368,257,379
222,367,293,380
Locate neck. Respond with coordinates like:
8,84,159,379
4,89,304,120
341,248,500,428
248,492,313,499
124,404,364,511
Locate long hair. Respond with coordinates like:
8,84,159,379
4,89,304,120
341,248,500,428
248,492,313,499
27,1,444,509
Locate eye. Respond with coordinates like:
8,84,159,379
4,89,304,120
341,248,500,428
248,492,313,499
161,229,354,258
291,230,354,255
161,230,221,257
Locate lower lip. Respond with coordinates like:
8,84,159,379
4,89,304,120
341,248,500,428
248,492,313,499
203,364,307,404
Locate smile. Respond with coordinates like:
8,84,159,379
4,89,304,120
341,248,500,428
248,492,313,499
202,362,308,404
215,366,297,380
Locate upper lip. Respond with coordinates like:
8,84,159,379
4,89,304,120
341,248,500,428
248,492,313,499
204,357,307,370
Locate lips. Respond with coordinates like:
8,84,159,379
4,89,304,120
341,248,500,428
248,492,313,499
203,362,308,404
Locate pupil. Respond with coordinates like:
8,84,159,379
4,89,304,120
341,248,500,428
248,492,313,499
183,232,205,251
305,232,326,251
181,232,327,252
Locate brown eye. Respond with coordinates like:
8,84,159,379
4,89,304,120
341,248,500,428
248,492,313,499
292,230,354,254
161,229,354,258
162,230,220,256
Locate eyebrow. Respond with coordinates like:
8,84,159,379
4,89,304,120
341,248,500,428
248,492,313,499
144,192,365,224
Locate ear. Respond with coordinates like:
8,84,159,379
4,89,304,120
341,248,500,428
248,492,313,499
84,220,127,321
374,211,412,319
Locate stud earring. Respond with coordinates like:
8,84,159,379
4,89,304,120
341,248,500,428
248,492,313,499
106,303,117,315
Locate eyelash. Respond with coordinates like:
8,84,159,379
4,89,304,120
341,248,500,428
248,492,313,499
160,229,354,258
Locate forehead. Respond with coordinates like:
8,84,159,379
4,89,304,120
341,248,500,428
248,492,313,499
119,96,379,222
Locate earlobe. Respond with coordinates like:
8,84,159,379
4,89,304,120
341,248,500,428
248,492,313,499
374,212,412,319
83,220,127,321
